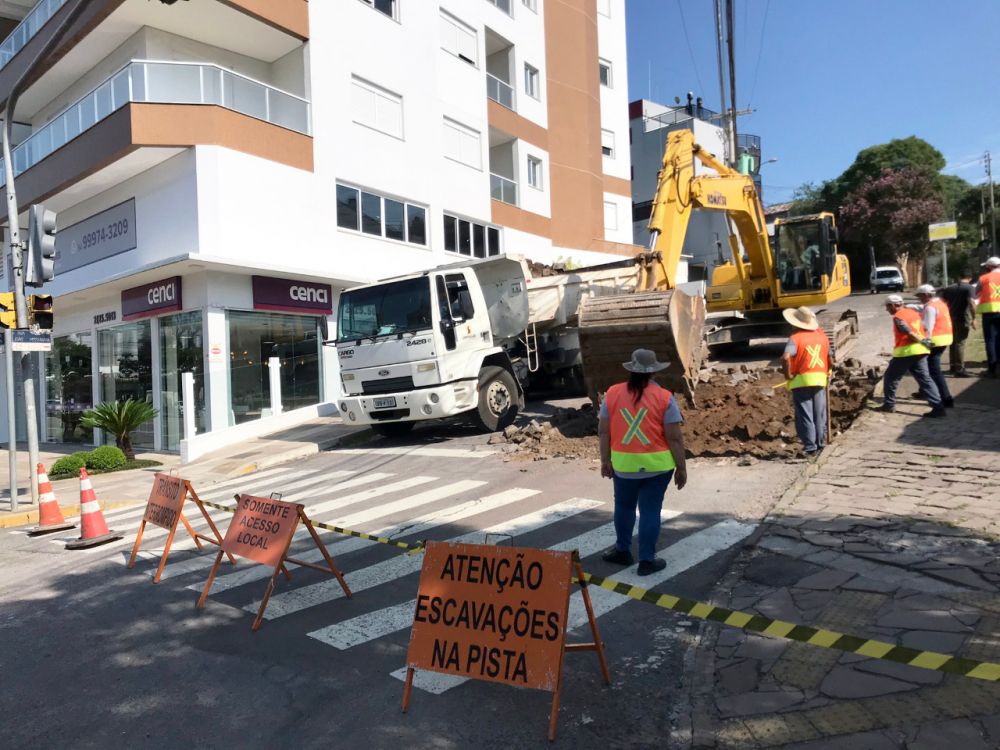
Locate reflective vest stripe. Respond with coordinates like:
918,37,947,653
977,271,1000,313
789,371,828,388
610,449,677,473
892,308,930,357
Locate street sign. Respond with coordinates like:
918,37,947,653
11,330,52,352
928,221,957,242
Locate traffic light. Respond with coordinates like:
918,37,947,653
26,203,57,287
0,292,16,329
28,294,52,331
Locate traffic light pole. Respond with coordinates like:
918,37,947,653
4,328,16,511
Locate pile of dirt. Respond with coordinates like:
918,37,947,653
527,260,564,278
492,363,878,462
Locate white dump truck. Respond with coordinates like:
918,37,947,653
333,254,660,436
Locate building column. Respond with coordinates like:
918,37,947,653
204,307,231,432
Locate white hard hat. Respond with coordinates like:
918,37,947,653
886,294,904,304
983,256,1000,268
916,284,935,295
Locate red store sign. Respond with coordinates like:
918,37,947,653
122,276,183,321
252,276,333,315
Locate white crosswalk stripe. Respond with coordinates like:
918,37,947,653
386,518,756,694
307,509,682,651
334,447,495,459
190,487,541,595
260,497,605,621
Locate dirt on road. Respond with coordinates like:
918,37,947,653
496,363,878,462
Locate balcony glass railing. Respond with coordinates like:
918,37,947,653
486,73,515,110
0,0,68,70
0,60,311,186
490,173,517,205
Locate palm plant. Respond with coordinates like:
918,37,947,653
80,399,158,460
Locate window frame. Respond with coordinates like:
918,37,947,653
442,116,483,170
526,155,543,190
443,212,502,258
522,0,537,12
598,58,613,88
597,0,611,17
335,181,429,247
359,0,398,21
440,9,478,67
604,200,618,232
601,128,615,159
351,75,404,140
523,63,540,100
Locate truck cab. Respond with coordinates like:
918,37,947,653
334,257,529,436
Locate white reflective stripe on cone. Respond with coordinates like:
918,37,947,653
80,500,102,515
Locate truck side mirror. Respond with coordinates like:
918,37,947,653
458,290,475,319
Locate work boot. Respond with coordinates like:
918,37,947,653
602,547,634,566
923,407,947,418
943,397,955,408
637,558,667,576
951,369,972,378
875,404,895,413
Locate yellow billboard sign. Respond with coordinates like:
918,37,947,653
928,222,957,242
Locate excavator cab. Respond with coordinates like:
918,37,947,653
773,212,851,305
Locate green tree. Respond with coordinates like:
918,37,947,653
80,399,158,460
829,137,946,207
789,181,831,214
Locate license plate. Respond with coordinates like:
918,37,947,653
373,396,397,409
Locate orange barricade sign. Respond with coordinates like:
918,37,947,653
127,473,235,583
197,494,352,631
402,542,610,741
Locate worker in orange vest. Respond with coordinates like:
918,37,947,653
915,284,954,408
599,349,688,576
975,256,1000,377
877,295,945,417
781,306,832,457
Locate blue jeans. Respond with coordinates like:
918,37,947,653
612,471,673,561
983,312,1000,371
791,386,827,452
882,355,941,408
927,347,952,401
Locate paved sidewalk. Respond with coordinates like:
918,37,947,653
675,376,1000,749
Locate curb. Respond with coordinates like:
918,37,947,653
224,428,369,479
0,499,142,529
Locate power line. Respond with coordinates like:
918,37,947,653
747,0,771,107
675,0,707,97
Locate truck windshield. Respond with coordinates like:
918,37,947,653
337,278,432,341
876,270,900,279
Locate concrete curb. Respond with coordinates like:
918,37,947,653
225,429,370,478
0,499,142,529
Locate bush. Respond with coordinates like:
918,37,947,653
50,453,87,477
85,445,127,472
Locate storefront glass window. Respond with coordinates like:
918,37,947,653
98,320,154,449
159,311,205,451
228,311,321,425
45,333,93,444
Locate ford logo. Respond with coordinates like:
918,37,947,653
378,369,391,376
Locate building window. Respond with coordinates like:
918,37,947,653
604,201,618,231
351,76,404,139
527,155,542,189
599,58,612,88
159,311,205,451
522,0,537,11
46,333,93,444
444,213,501,257
601,129,615,158
360,0,397,20
336,182,428,246
597,0,611,17
440,10,477,66
98,321,154,450
524,63,539,99
488,0,513,15
442,117,482,170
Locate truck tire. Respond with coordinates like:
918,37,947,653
473,366,519,432
372,421,415,438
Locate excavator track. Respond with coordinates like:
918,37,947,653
817,308,860,361
578,288,707,404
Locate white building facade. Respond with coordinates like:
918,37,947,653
0,0,636,456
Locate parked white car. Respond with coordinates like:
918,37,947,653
870,266,904,293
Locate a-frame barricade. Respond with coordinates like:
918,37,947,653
128,473,235,583
197,494,352,631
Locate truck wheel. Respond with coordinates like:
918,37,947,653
474,366,519,432
372,422,414,438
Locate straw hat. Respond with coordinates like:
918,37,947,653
782,306,819,331
622,349,670,373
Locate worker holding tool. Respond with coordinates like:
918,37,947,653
877,295,945,417
599,349,688,577
975,256,1000,378
781,306,831,457
914,284,955,408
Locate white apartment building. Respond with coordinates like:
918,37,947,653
0,0,636,457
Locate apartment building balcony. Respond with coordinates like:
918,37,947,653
485,28,514,111
0,59,312,211
488,129,517,206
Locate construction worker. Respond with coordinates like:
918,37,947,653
915,284,954,408
877,294,945,417
975,256,1000,377
940,272,977,376
599,349,688,576
781,306,831,456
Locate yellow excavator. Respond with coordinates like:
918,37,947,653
578,129,858,401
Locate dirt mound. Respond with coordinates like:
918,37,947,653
493,365,878,462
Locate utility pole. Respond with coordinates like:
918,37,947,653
725,0,738,168
986,151,997,256
712,0,729,164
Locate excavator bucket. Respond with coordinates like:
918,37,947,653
578,288,707,405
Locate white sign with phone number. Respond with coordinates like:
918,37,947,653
55,198,137,274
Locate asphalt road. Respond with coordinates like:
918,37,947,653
0,423,798,749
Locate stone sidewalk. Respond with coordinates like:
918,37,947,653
673,376,1000,749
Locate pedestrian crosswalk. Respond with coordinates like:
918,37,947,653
11,461,755,697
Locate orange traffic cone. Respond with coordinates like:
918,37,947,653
28,463,75,536
65,468,122,550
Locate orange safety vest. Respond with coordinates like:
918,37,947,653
605,382,676,473
925,298,953,347
977,270,1000,314
788,329,830,388
892,307,929,357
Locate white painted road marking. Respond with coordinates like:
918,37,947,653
333,447,495,459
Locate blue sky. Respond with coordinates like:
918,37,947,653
625,0,1000,205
